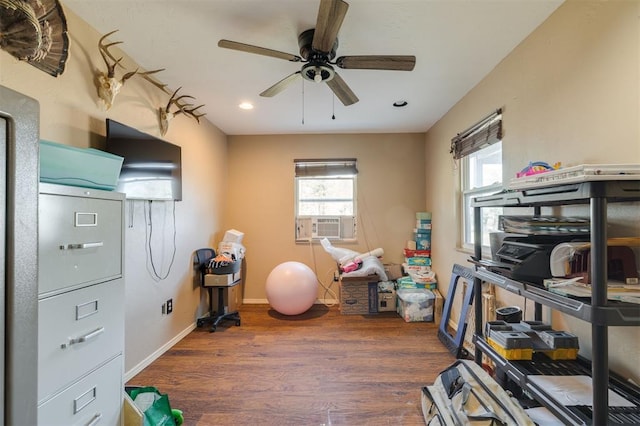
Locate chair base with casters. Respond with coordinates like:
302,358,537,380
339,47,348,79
195,248,242,333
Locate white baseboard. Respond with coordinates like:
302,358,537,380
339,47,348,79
124,322,196,383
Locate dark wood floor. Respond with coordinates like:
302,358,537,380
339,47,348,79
126,304,455,425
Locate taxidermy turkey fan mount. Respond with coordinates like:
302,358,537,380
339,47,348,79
218,0,415,106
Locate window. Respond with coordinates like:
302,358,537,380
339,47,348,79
461,143,503,249
451,109,503,250
294,159,357,242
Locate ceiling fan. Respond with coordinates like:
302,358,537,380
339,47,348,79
217,0,416,106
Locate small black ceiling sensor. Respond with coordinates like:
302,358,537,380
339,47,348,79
393,101,408,107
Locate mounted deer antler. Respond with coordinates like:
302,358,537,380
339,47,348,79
96,30,165,110
157,86,206,135
94,29,206,131
96,30,138,110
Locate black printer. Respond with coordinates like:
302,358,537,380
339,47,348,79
481,235,589,286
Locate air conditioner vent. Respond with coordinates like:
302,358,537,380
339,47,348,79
296,216,356,242
314,217,341,239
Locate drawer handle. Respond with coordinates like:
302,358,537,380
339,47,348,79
60,242,104,250
85,413,103,426
61,327,105,349
74,386,97,413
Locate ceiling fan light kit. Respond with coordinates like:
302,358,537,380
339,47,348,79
218,0,415,107
302,61,335,83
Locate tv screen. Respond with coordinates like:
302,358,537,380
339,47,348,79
105,119,182,201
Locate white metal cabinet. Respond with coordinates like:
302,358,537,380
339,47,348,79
37,183,125,426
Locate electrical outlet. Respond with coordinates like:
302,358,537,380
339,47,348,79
166,298,173,314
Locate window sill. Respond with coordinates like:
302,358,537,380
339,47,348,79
295,238,358,245
456,245,493,259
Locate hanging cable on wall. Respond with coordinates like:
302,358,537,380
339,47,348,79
144,200,177,281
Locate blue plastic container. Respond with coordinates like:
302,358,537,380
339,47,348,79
39,140,123,190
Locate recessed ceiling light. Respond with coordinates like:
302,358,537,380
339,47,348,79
393,101,408,107
239,102,254,110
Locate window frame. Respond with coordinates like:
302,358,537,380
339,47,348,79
294,159,358,243
451,109,504,252
295,175,357,218
459,170,504,252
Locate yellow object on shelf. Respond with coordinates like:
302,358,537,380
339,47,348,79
541,347,579,360
487,337,533,360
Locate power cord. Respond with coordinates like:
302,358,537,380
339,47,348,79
144,200,177,281
306,239,338,306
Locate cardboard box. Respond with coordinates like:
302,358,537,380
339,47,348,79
396,276,437,290
396,288,435,322
403,264,432,273
123,391,143,426
378,289,397,312
433,289,443,325
416,219,432,230
407,256,432,266
339,275,379,315
383,263,404,280
403,248,431,258
414,231,432,250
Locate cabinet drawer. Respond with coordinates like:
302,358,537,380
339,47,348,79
38,280,124,401
39,192,123,295
38,355,123,426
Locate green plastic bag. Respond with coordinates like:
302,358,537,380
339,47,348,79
127,387,177,426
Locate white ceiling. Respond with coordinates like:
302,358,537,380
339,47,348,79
63,0,562,135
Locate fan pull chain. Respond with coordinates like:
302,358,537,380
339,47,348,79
301,79,305,125
332,94,336,120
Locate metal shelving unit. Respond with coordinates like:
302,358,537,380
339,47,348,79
471,179,640,425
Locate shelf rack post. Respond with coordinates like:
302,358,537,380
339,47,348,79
533,206,543,321
473,205,483,364
591,196,608,425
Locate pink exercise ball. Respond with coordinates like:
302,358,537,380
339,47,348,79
265,261,318,315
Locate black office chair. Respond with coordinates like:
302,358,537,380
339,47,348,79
194,248,241,332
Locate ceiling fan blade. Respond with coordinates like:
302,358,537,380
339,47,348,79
326,72,358,106
218,39,302,62
260,71,302,97
312,0,349,53
336,55,416,71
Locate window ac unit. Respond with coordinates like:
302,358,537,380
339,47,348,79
313,217,341,239
296,216,356,242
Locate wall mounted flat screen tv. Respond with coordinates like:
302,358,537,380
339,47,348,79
105,119,182,201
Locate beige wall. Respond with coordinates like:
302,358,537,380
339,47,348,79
1,9,229,377
424,1,640,381
2,0,639,387
225,133,425,301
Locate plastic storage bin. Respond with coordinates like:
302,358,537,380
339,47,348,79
39,140,123,190
397,288,435,322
